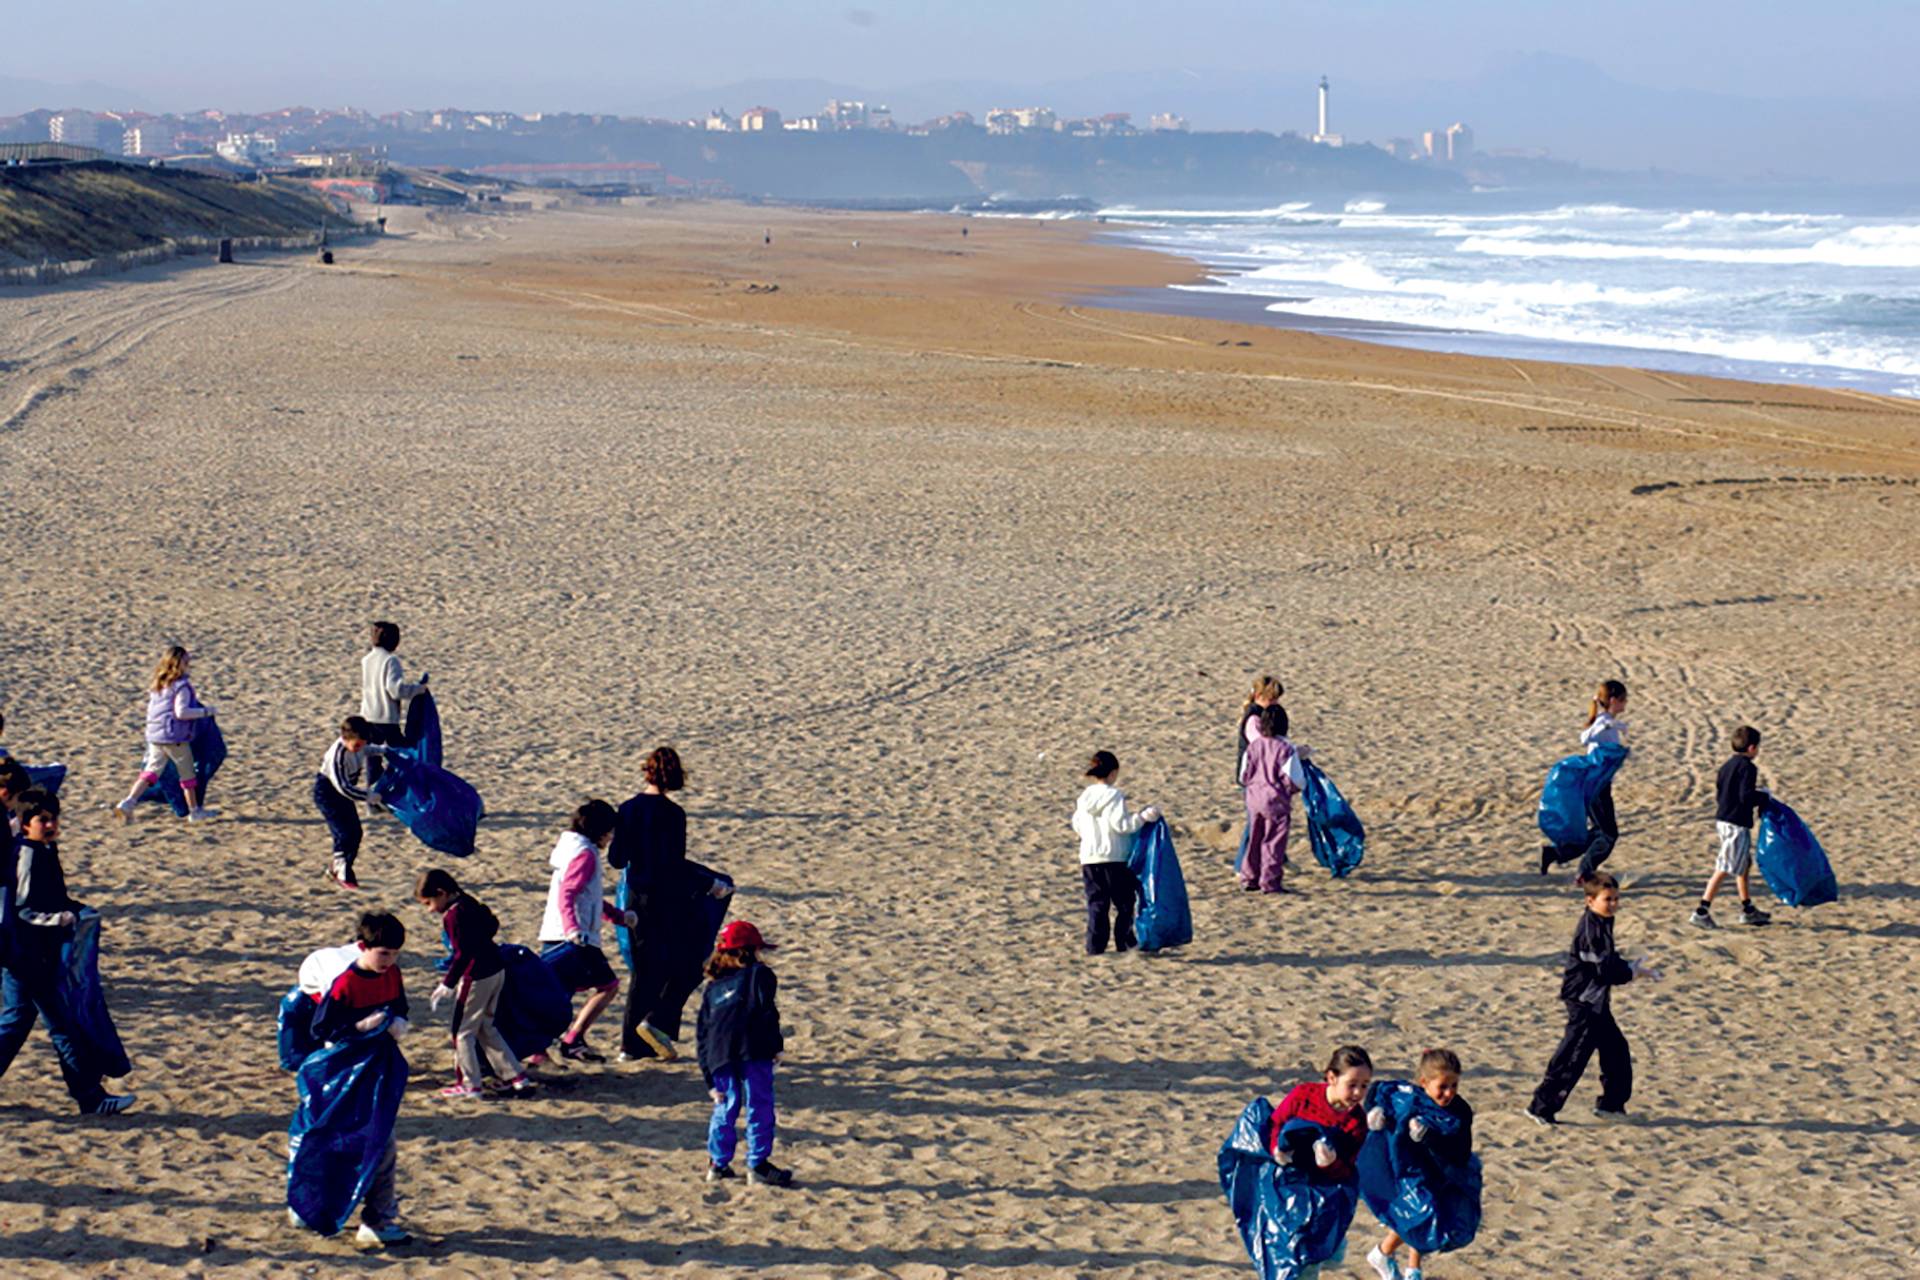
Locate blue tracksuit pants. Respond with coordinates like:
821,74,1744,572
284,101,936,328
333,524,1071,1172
707,1058,777,1168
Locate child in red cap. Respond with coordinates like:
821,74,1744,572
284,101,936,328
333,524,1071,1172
696,921,791,1186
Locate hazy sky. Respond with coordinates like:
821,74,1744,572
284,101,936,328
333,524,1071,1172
6,0,1914,112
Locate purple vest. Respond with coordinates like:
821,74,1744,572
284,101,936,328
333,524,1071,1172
146,678,195,743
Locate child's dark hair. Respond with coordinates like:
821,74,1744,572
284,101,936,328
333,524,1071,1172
370,620,400,651
357,911,406,949
0,757,31,799
414,867,461,900
704,944,759,981
341,714,373,741
1585,679,1628,727
643,746,685,792
1325,1044,1373,1075
571,798,618,842
9,786,58,825
1582,870,1620,897
1259,703,1289,738
1084,750,1120,780
1731,725,1761,753
1418,1048,1463,1080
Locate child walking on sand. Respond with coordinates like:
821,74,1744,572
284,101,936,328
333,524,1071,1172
1527,871,1660,1125
114,646,215,823
697,920,791,1187
415,868,534,1099
313,716,387,890
360,621,426,791
1552,680,1628,880
1367,1049,1476,1280
1690,726,1773,929
1070,751,1160,955
539,799,637,1062
1234,676,1285,784
1240,703,1311,894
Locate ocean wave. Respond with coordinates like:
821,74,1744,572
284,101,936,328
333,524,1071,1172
1233,257,1697,308
1456,225,1920,268
1096,201,1314,220
1343,199,1386,213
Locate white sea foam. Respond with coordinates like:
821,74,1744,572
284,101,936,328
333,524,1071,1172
1456,225,1920,269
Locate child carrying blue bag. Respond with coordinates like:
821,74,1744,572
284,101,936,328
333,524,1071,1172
1358,1051,1481,1280
1127,819,1192,952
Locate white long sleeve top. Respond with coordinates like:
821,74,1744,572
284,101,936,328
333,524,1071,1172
1072,781,1146,865
1581,712,1627,750
359,647,424,726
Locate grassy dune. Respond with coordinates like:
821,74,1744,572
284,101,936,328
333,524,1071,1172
0,161,338,266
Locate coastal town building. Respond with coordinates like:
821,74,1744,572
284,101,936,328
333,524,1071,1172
1149,112,1189,132
739,107,782,132
47,111,100,148
123,125,175,157
704,109,736,132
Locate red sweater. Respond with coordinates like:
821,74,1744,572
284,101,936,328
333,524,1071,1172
1269,1081,1368,1181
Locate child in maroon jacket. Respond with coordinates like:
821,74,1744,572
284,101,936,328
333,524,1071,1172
415,869,533,1099
1269,1045,1375,1183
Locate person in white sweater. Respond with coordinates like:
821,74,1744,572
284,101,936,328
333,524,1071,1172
1070,751,1161,956
537,800,637,1063
360,621,426,791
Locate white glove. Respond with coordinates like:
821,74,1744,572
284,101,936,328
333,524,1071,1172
1313,1138,1337,1168
430,984,454,1012
354,1011,386,1033
709,1088,726,1105
566,931,591,948
1630,955,1665,983
1272,1142,1293,1166
53,911,78,928
1407,1117,1430,1143
1140,806,1161,823
1365,1106,1388,1132
387,1017,410,1040
707,881,733,900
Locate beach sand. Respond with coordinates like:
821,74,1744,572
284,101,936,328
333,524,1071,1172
0,200,1916,1278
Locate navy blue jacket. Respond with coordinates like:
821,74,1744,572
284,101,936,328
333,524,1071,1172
696,962,783,1088
1559,909,1634,1011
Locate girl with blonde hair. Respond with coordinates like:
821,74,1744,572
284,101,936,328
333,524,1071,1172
115,646,216,823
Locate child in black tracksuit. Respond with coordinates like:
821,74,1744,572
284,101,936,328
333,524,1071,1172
1527,871,1657,1124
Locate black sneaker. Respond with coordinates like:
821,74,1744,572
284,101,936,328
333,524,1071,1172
747,1160,794,1187
88,1092,137,1116
1740,903,1773,926
559,1038,605,1063
1539,844,1556,876
1593,1104,1630,1122
1689,906,1717,929
705,1162,735,1184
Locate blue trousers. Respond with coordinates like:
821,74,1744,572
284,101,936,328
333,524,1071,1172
312,774,363,871
707,1059,777,1168
0,962,106,1111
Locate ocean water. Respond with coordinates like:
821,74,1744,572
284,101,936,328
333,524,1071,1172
1094,188,1920,397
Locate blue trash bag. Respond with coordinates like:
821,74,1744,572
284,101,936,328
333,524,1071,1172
1756,797,1838,908
25,763,67,794
286,1013,409,1236
1218,1098,1361,1280
1537,742,1630,848
371,744,483,857
495,943,574,1062
615,861,734,972
1128,819,1193,952
278,986,322,1071
403,690,443,769
57,908,132,1080
141,716,227,816
1301,761,1365,878
1356,1080,1482,1256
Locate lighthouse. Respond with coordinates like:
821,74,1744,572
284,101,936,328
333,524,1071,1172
1313,75,1342,145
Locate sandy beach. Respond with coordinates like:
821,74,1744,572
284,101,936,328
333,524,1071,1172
0,199,1916,1278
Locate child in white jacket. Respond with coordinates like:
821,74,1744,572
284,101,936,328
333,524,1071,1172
1070,751,1160,956
538,800,636,1063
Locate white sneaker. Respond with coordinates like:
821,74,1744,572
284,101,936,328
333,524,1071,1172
113,798,137,823
356,1222,411,1247
187,807,217,822
1367,1246,1403,1280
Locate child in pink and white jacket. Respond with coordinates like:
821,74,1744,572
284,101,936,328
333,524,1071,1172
537,800,637,1063
114,646,215,823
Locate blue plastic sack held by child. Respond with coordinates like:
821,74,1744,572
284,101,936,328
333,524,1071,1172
403,690,443,768
1537,742,1629,848
496,943,574,1062
1301,761,1365,878
278,986,321,1071
371,744,483,858
141,716,227,816
615,861,734,972
1756,797,1838,908
57,908,132,1080
286,1014,409,1236
1127,819,1192,952
1219,1098,1362,1280
1357,1080,1482,1256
